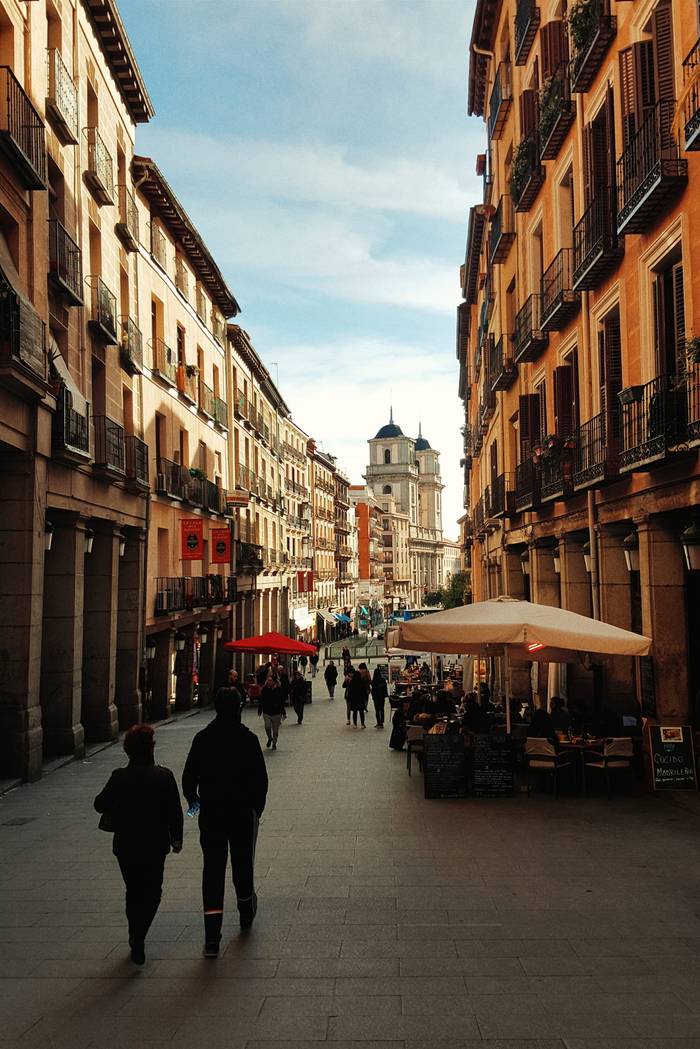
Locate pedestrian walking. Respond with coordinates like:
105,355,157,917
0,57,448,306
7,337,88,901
182,688,268,957
347,669,367,728
341,646,351,672
215,672,246,711
357,663,372,712
343,663,355,724
94,724,183,966
299,654,308,676
289,670,306,724
371,667,388,728
258,670,287,749
324,659,338,699
310,648,319,678
256,660,271,687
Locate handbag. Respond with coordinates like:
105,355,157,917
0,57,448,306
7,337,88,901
98,811,114,833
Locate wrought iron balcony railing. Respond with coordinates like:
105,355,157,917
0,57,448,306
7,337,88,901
198,379,216,420
569,0,617,94
489,194,515,265
488,61,513,140
155,456,185,500
572,186,622,290
184,473,205,507
572,411,619,490
92,414,125,475
154,576,185,615
515,0,540,64
48,219,83,306
119,317,143,374
489,334,517,392
541,248,580,331
682,38,700,151
0,266,46,387
619,371,697,471
149,337,177,385
539,63,574,160
84,126,113,205
487,472,514,518
125,434,149,488
52,384,90,460
116,184,139,251
510,131,545,212
46,49,78,145
236,539,264,572
539,445,574,503
616,100,687,235
0,66,47,189
86,276,117,343
514,457,540,512
514,293,548,363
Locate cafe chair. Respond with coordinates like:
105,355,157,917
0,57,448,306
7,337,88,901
406,726,426,776
524,738,572,799
583,737,634,797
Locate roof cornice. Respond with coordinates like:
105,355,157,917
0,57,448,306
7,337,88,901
82,0,154,123
467,0,501,117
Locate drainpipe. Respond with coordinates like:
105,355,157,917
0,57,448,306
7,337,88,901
587,490,600,621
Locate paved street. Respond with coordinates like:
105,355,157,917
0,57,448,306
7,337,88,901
2,671,700,1049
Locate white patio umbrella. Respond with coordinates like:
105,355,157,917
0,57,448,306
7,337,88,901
393,597,651,733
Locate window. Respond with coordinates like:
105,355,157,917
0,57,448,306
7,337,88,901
583,89,615,206
598,309,622,438
553,359,578,438
619,2,675,148
176,325,186,365
652,255,685,377
384,448,391,464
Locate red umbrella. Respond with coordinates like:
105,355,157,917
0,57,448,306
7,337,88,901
224,631,317,656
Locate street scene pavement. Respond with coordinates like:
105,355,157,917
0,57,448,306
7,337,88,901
2,668,700,1049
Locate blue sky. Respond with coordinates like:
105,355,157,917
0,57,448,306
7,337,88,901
119,0,482,538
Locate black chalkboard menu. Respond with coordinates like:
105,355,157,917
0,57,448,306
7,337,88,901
377,663,389,681
472,734,515,798
649,725,697,791
423,735,468,799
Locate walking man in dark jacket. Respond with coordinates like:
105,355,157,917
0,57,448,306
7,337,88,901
258,670,287,749
182,689,268,957
94,724,183,965
289,670,307,724
324,660,338,699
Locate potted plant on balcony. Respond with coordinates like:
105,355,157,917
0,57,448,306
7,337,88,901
567,0,596,56
540,434,562,459
539,76,559,145
687,335,700,364
185,363,198,378
189,466,206,481
509,140,530,206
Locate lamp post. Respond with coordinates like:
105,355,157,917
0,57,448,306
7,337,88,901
44,520,54,552
623,530,640,573
681,523,700,571
175,631,186,652
552,545,561,575
118,532,127,557
84,528,95,555
520,548,531,576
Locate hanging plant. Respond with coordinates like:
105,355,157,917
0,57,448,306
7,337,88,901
509,139,531,205
185,363,199,378
189,466,206,481
687,335,700,364
567,0,596,55
540,434,562,458
539,76,560,144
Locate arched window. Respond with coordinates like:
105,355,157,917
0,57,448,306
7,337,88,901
384,448,391,464
382,484,391,495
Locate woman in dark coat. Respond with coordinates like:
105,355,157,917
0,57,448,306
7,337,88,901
324,660,338,698
347,669,367,728
371,667,389,728
94,724,183,965
389,700,410,751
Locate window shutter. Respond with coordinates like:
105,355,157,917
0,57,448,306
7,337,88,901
518,394,540,457
651,2,675,104
520,89,538,135
619,47,637,147
671,261,685,374
652,273,667,375
536,385,547,441
490,439,499,483
604,85,616,192
541,20,569,80
620,43,655,146
554,366,574,438
602,313,623,439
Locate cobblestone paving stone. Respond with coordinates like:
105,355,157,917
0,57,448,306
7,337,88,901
2,667,700,1048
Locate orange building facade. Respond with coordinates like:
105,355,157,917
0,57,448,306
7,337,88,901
461,0,700,725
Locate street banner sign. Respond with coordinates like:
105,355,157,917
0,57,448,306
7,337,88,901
227,490,250,507
211,527,231,564
181,518,204,561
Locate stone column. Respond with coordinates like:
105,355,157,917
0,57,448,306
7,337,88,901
598,525,636,709
149,629,173,722
637,516,690,723
40,514,86,759
115,528,145,729
81,523,120,743
558,535,593,703
0,454,47,780
502,547,530,701
174,624,195,712
530,543,560,607
197,625,216,708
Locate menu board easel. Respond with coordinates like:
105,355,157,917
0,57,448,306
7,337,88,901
472,734,515,798
423,735,468,799
649,725,698,791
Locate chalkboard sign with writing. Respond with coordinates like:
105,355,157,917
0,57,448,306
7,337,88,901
472,734,515,798
423,734,468,799
649,725,697,791
377,663,389,681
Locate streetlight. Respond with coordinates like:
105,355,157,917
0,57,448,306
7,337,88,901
552,546,561,575
197,624,209,645
175,631,187,652
44,520,54,552
118,532,127,557
145,638,157,661
681,522,700,571
582,540,592,574
520,549,530,576
84,527,95,555
623,530,640,573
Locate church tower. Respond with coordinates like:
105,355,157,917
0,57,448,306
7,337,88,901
414,424,443,537
365,410,418,526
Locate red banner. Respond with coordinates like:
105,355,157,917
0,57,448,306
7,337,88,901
181,518,204,561
306,571,314,593
211,527,231,564
297,570,307,594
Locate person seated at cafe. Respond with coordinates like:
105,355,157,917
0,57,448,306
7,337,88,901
432,690,456,716
420,662,431,684
509,698,525,725
407,690,429,722
527,707,556,742
389,699,410,751
550,696,571,733
462,692,493,734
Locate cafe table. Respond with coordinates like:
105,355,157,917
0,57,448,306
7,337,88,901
556,735,604,792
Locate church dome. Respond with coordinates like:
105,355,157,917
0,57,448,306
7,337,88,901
414,423,431,451
374,410,403,439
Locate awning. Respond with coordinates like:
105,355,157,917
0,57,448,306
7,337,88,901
335,613,352,624
317,611,337,626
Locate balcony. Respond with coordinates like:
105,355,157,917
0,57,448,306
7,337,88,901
125,434,149,489
473,497,486,537
687,355,700,446
515,0,540,64
176,363,198,403
510,132,544,212
155,457,185,500
0,66,46,189
196,283,208,323
119,317,143,374
236,539,264,573
184,472,205,507
514,294,548,363
539,444,574,503
479,387,496,434
569,0,617,94
149,337,177,385
151,223,167,269
616,100,687,235
489,334,517,392
573,411,619,490
84,127,114,206
199,379,215,420
204,480,225,514
540,249,579,331
184,577,208,609
175,255,189,300
92,414,125,477
514,458,540,512
489,194,515,265
51,384,90,461
212,312,225,346
682,39,700,151
116,185,139,252
487,472,515,518
48,220,83,306
572,187,622,290
87,276,117,343
619,373,695,472
208,573,236,605
46,49,78,145
0,268,47,397
539,63,574,160
488,61,513,139
154,576,185,615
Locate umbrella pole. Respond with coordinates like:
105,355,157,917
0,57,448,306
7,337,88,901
505,648,511,736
